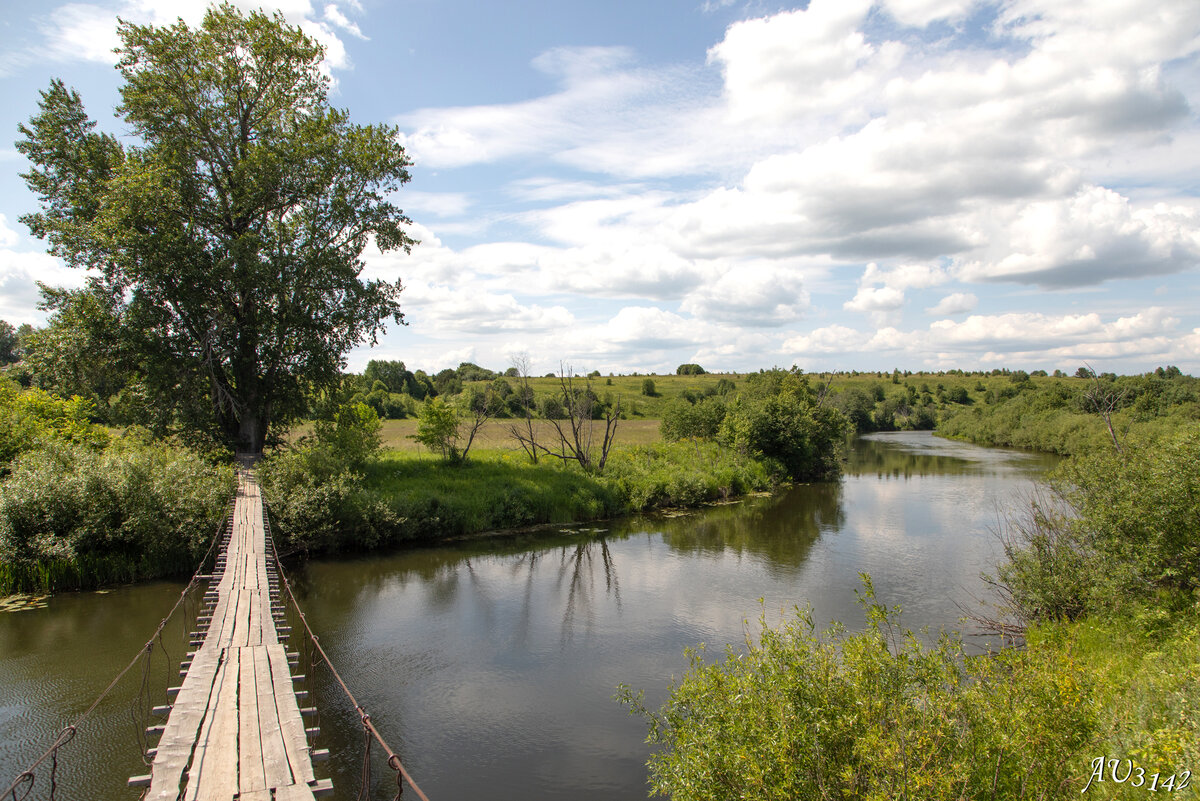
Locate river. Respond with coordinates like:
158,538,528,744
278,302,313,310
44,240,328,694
0,432,1057,800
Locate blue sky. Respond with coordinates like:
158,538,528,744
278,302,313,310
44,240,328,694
1,0,1198,377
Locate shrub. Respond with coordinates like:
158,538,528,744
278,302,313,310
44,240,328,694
312,401,382,467
0,440,234,592
257,447,397,553
620,579,1102,801
0,381,110,468
602,441,774,511
641,378,657,397
660,396,727,441
410,397,461,461
717,370,849,480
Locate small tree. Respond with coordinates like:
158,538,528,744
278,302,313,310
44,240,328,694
410,397,460,461
641,378,657,397
312,401,382,468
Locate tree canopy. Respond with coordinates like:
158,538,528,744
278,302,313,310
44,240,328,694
16,3,414,454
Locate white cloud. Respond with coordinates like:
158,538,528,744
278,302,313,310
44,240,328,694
879,0,973,28
926,292,977,316
402,191,471,219
0,215,20,249
707,0,891,123
680,262,810,326
844,285,905,313
956,187,1200,287
0,250,87,325
323,3,365,40
23,1,354,74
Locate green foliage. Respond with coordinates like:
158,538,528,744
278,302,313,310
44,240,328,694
1000,430,1200,621
602,440,773,511
676,363,706,375
829,387,876,432
256,446,397,553
659,396,727,442
620,578,1106,801
16,5,414,453
0,381,110,468
410,397,462,461
717,369,849,480
0,320,19,364
641,378,657,397
0,439,234,593
311,401,382,468
938,369,1198,455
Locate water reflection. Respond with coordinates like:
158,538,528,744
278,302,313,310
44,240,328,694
645,481,843,570
849,431,1058,479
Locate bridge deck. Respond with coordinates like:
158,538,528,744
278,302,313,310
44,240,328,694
140,473,330,800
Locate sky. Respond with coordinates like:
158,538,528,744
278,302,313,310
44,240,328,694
1,0,1199,377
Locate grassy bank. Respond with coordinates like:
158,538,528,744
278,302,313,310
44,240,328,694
258,440,778,555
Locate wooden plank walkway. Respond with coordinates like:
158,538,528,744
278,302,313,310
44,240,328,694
135,472,332,800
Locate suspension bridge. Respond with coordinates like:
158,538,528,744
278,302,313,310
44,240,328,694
3,468,428,801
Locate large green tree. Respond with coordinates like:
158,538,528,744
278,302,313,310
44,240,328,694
16,4,414,454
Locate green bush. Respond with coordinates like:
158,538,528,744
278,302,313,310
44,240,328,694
620,579,1103,801
994,429,1200,624
717,369,849,480
0,381,110,468
0,439,234,592
311,400,382,467
660,396,726,441
256,446,397,553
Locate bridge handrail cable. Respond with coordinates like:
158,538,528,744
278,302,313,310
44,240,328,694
263,505,431,801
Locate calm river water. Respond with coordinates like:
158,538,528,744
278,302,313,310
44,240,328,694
0,432,1057,800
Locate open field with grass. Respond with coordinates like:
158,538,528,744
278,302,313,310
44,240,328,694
374,417,663,452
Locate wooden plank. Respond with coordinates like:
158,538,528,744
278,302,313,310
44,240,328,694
255,644,293,790
268,642,316,786
148,472,325,801
184,647,240,801
239,647,267,793
273,784,318,801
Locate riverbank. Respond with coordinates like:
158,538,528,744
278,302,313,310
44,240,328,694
258,439,778,556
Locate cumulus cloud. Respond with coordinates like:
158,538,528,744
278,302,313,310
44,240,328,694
926,292,977,316
680,262,810,326
955,187,1200,287
844,285,905,313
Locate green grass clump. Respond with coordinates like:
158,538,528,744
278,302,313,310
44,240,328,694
602,440,775,511
261,441,780,553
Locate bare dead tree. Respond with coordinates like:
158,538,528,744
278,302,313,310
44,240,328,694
528,364,621,473
507,352,541,464
457,384,496,462
1081,362,1127,453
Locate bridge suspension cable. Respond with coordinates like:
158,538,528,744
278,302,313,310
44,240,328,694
264,507,431,801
